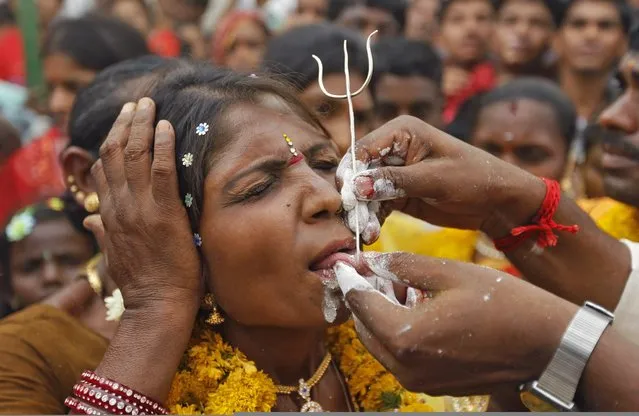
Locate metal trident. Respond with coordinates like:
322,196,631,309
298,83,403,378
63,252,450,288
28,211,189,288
312,31,377,258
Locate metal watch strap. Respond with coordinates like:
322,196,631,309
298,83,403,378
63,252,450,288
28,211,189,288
537,301,614,405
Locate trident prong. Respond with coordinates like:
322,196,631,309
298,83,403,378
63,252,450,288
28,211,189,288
312,31,377,259
311,31,377,99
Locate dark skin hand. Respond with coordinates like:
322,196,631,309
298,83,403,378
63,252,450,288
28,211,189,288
339,116,631,312
83,98,201,402
344,251,639,411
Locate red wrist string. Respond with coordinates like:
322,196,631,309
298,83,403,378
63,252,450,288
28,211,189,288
493,178,579,252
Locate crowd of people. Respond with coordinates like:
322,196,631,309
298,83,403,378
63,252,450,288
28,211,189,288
0,0,638,413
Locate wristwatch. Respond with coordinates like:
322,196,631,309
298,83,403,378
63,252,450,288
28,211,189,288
519,301,614,412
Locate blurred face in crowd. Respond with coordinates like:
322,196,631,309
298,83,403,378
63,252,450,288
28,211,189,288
220,19,268,73
405,0,439,41
157,0,208,23
597,52,639,207
111,0,151,35
554,0,627,75
300,73,374,155
472,99,568,179
494,0,554,70
293,0,329,24
9,218,94,307
44,54,97,134
374,75,442,127
438,0,495,66
337,5,400,38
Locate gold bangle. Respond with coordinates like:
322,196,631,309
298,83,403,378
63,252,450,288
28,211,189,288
85,254,103,297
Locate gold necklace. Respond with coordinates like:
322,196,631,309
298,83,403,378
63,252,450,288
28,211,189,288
274,352,332,412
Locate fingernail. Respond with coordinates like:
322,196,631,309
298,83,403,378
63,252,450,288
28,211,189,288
121,102,136,114
138,97,152,110
157,120,170,132
354,175,375,199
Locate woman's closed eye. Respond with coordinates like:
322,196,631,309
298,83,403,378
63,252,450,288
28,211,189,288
231,175,279,203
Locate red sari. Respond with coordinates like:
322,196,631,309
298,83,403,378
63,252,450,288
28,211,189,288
0,128,66,225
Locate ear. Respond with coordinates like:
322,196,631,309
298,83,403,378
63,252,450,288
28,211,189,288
60,146,97,203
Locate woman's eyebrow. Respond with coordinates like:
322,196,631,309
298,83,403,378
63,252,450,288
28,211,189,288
223,159,287,192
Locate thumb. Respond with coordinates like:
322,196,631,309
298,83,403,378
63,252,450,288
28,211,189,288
336,262,410,346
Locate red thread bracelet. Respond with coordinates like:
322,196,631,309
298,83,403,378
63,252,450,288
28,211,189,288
493,178,579,252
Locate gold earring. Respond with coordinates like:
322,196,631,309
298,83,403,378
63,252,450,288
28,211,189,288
204,293,225,325
68,175,78,193
84,192,100,213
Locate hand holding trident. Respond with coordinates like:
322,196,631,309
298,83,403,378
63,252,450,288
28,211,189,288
312,31,377,258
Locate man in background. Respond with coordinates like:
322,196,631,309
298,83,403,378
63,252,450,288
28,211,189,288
372,37,443,128
436,0,496,124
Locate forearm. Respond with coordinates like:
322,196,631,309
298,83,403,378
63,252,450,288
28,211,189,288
577,328,639,411
483,176,631,311
93,302,198,403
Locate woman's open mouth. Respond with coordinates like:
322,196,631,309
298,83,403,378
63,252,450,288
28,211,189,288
310,238,360,284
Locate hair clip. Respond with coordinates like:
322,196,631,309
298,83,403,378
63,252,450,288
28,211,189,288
196,123,209,136
193,233,202,247
47,197,64,211
5,210,36,242
185,193,193,208
283,134,304,166
182,153,194,167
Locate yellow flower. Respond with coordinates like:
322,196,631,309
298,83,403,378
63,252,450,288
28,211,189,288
204,369,277,414
170,404,201,415
399,403,435,412
170,320,439,413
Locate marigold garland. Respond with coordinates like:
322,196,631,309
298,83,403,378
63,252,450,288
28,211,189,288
166,321,437,414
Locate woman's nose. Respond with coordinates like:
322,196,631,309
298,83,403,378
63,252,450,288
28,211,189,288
301,170,343,223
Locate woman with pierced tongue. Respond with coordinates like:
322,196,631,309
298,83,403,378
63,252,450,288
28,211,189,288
51,64,478,415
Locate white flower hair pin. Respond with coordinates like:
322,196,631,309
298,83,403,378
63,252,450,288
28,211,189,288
105,289,125,321
196,123,209,136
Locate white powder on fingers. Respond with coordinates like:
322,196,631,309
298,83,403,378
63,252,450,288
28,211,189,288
335,262,375,295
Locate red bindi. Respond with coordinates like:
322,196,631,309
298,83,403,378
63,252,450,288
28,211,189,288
288,154,305,166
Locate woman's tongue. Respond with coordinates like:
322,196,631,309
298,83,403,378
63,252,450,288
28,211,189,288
311,252,370,276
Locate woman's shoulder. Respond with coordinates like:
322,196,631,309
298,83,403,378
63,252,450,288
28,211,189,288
0,304,108,414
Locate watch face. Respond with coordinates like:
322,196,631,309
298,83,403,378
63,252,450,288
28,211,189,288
520,391,560,412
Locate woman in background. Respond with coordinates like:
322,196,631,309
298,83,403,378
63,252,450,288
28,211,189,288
42,14,149,137
211,10,270,73
0,195,97,313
